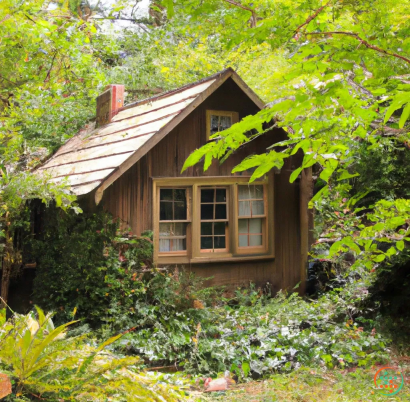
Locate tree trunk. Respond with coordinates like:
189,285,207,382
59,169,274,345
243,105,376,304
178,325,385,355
0,232,13,309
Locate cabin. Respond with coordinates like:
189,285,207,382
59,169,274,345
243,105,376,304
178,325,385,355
38,68,313,292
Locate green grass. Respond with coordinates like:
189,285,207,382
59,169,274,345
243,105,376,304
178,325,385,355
193,362,410,402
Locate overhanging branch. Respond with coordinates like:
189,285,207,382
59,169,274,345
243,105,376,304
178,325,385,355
305,31,410,65
222,0,258,27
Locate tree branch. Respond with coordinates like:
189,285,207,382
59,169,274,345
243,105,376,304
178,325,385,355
221,0,258,27
306,31,410,65
0,14,11,24
294,0,333,37
44,51,58,83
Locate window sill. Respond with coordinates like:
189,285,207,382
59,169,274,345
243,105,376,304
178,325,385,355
156,253,274,265
189,254,274,264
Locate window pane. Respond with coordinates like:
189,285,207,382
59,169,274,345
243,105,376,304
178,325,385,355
249,218,262,234
174,202,187,220
160,189,173,201
159,223,187,236
238,186,252,200
171,239,186,251
201,222,212,235
239,235,248,247
238,219,248,234
174,189,186,201
173,223,186,236
160,202,173,220
252,200,264,216
216,189,226,202
210,115,219,135
215,204,226,219
214,222,225,235
219,116,232,130
201,236,213,249
159,223,172,236
238,201,251,216
238,185,264,200
201,189,214,203
159,239,170,252
214,236,226,249
201,204,214,220
250,235,262,246
253,185,264,199
159,223,187,252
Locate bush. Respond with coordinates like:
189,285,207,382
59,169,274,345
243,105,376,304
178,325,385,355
31,207,153,328
0,307,187,401
119,280,389,380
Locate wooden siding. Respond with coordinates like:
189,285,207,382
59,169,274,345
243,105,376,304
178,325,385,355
89,78,308,290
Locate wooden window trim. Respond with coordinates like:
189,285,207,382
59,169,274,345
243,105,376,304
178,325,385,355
206,110,239,141
235,184,268,255
153,175,274,265
154,186,192,258
196,186,230,256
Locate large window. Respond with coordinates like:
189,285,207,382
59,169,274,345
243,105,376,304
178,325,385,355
158,188,189,253
154,178,273,263
200,188,228,252
238,185,265,249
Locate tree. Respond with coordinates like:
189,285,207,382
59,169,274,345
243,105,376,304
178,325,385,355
0,0,105,306
160,0,410,269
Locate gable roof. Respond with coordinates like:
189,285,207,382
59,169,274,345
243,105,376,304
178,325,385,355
37,68,264,204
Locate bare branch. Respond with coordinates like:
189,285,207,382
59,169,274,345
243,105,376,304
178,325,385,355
44,51,58,83
0,14,11,24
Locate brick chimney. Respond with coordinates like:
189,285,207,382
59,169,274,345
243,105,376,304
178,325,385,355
96,84,124,127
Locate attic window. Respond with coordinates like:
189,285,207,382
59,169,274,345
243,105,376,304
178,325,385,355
206,110,239,141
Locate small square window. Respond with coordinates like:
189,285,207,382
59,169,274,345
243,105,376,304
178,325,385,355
206,110,239,140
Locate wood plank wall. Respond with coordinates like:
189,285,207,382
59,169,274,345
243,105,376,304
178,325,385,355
92,78,308,290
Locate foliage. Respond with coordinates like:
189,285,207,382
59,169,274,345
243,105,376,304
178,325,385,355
0,306,186,401
121,280,389,379
31,207,152,328
0,0,106,150
29,208,390,380
156,0,410,269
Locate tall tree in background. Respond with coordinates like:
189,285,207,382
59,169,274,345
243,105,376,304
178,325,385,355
0,0,107,305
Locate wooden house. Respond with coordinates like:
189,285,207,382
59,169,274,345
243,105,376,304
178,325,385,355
38,68,313,291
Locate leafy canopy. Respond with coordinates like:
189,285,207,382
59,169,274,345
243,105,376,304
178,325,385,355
161,0,410,267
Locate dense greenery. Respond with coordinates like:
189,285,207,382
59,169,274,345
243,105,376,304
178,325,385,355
0,307,187,401
1,0,410,400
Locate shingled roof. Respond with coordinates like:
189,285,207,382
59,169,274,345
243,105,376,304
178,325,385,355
37,68,264,204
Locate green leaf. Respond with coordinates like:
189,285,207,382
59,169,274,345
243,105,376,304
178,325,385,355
308,185,329,208
164,0,174,18
397,240,405,251
399,103,410,128
242,361,250,377
289,167,302,183
337,170,360,181
384,92,410,123
372,254,385,262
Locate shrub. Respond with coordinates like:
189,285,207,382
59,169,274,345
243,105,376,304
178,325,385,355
0,307,186,401
120,281,389,380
